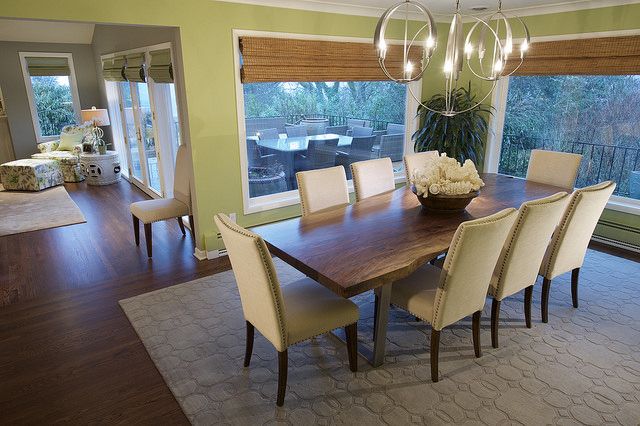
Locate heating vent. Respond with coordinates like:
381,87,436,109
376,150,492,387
593,219,640,253
216,232,228,257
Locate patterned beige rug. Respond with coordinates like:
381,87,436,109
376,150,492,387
120,250,640,425
0,185,85,236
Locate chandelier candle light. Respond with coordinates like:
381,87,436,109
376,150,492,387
374,0,531,117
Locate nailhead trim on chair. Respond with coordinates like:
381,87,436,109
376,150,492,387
350,164,362,202
295,173,310,217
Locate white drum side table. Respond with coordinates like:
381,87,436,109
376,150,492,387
80,151,121,186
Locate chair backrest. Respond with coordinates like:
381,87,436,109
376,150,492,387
541,181,616,279
306,138,339,170
526,149,582,190
214,213,288,351
296,165,350,216
347,119,366,129
378,134,404,162
432,208,518,330
386,123,405,135
173,144,191,210
351,157,395,201
491,192,570,301
246,138,261,167
246,117,286,136
285,125,308,138
326,125,348,136
351,126,374,137
404,151,439,183
257,128,280,140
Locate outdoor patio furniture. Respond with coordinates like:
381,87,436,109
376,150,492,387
386,123,405,135
347,118,367,129
351,126,374,137
247,139,277,168
245,117,287,136
336,135,376,179
257,128,280,140
373,133,404,162
295,138,339,172
285,125,308,138
326,125,348,135
300,119,328,136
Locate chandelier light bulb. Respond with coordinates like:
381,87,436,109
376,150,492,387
494,59,503,72
443,60,453,74
521,39,529,52
426,36,435,49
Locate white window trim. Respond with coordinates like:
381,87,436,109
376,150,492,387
19,52,82,143
485,29,640,216
233,29,421,215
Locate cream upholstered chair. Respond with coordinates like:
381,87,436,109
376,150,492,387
390,208,518,382
539,181,616,323
488,192,570,348
214,213,359,406
131,145,193,257
351,157,395,201
526,149,583,190
404,151,439,183
296,166,350,216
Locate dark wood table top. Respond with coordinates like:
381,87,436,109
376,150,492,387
251,174,567,298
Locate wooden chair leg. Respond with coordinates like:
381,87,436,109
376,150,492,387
132,215,140,246
244,321,254,367
430,329,440,383
571,268,580,308
276,350,288,407
491,298,501,349
472,310,482,358
177,217,186,236
188,215,195,240
344,323,358,372
541,278,551,323
144,223,152,258
373,293,379,342
524,285,533,328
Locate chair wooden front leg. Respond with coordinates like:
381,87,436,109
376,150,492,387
244,321,254,367
491,298,501,348
132,215,140,246
144,223,152,258
541,278,551,323
524,285,533,328
472,310,482,358
276,350,288,407
571,268,580,308
373,293,379,342
188,215,195,240
430,329,441,383
177,217,186,236
344,323,358,372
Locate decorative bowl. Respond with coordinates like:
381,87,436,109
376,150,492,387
411,186,480,211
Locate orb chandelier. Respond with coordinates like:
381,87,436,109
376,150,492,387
374,0,531,117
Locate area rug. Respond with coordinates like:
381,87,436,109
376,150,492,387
0,185,86,236
120,250,640,425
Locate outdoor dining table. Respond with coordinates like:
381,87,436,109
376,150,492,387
250,173,567,367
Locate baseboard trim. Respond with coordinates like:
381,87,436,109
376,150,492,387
193,247,228,260
591,235,640,254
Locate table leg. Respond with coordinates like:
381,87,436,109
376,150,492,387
372,283,392,367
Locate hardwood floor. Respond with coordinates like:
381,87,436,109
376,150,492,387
0,180,230,424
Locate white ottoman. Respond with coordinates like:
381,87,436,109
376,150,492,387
0,159,64,191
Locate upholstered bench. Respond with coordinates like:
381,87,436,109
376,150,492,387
0,159,64,191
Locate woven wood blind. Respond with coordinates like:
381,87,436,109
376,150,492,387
149,49,173,83
504,35,640,76
124,53,146,83
239,36,423,83
102,56,126,82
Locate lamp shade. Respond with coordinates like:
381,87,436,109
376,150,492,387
81,107,110,126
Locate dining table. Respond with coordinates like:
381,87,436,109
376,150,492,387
250,173,567,367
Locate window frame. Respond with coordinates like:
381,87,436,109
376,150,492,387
18,52,82,143
485,30,640,216
233,29,422,215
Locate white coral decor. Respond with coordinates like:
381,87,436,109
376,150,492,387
412,153,484,198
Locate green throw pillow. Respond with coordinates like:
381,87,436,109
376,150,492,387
57,130,85,151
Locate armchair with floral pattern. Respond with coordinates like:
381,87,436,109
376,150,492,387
31,124,92,182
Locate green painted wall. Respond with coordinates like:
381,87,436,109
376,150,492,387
2,1,638,250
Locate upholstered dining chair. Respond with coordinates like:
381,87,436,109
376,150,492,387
351,157,395,201
131,144,193,257
526,149,583,190
296,165,350,216
257,128,280,140
488,192,570,348
390,208,518,382
214,213,359,406
404,151,439,183
539,181,616,323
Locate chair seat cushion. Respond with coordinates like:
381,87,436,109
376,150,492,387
282,277,359,345
390,263,442,324
130,198,189,224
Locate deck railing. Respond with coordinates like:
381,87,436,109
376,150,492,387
247,114,396,133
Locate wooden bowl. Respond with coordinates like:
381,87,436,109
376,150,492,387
411,186,480,211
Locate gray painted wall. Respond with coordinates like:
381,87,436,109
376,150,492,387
0,41,102,159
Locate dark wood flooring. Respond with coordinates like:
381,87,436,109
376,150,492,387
0,180,230,424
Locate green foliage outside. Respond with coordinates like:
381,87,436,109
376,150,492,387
31,76,77,136
243,81,406,125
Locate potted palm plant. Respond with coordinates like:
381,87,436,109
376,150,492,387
413,84,492,165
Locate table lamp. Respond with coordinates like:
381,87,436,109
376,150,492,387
81,106,111,154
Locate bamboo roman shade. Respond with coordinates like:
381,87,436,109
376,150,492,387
26,56,70,76
504,35,640,76
239,36,423,82
102,56,126,82
124,53,146,82
148,49,173,83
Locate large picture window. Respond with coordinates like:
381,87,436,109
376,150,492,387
19,52,81,142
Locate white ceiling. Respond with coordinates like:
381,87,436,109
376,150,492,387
0,19,95,44
219,0,640,19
